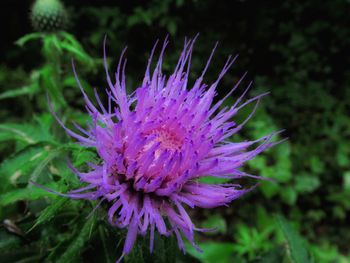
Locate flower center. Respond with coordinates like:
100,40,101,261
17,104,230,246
151,128,183,151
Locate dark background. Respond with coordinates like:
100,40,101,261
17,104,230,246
0,1,349,262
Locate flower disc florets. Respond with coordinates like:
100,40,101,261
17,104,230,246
52,37,281,262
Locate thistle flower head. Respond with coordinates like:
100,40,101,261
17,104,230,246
52,36,281,262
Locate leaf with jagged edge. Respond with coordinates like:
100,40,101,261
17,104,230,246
0,124,39,145
55,214,96,263
0,144,49,191
277,215,311,263
28,197,69,232
0,182,59,206
28,148,62,183
125,232,179,263
0,118,55,146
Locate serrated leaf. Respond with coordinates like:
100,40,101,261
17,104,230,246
56,215,96,263
125,230,178,263
0,121,54,145
28,198,69,232
232,223,273,260
29,148,62,183
277,215,311,263
0,145,49,190
0,183,58,206
0,124,37,144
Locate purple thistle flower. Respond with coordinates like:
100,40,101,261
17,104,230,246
51,36,282,262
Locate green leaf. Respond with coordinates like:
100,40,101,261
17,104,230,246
198,176,231,184
15,33,43,46
343,171,350,191
277,215,311,263
259,246,285,263
308,241,344,263
0,121,54,145
327,191,350,209
0,145,49,190
256,206,280,236
61,43,94,66
0,235,41,263
42,34,62,60
0,183,58,206
295,175,320,193
186,242,236,263
0,83,39,100
28,148,62,183
28,198,69,232
260,180,279,199
0,229,21,251
309,156,324,174
59,32,95,67
71,147,97,167
280,186,297,205
0,124,37,144
98,226,115,263
336,145,350,167
40,65,67,107
56,215,96,263
126,231,179,263
232,223,273,260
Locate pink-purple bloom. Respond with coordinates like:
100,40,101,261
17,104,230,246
52,37,281,262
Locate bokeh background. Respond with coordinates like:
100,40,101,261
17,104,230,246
1,0,349,262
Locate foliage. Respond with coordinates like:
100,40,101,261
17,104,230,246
0,0,349,262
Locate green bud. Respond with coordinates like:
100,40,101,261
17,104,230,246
30,0,68,32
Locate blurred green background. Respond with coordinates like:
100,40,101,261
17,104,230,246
0,0,349,262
